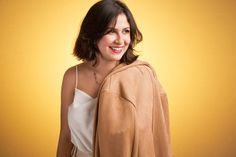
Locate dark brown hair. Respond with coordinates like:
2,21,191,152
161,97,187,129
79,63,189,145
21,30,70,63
73,0,142,64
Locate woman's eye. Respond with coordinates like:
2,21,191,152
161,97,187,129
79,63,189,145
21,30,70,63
123,29,130,34
106,29,116,34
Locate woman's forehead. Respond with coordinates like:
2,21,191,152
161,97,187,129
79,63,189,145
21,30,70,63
108,13,130,28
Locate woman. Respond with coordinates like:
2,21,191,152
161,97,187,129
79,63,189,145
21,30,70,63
57,0,171,157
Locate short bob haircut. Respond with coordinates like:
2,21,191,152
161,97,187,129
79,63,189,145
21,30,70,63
73,0,142,64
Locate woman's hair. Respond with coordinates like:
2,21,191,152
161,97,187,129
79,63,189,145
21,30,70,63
73,0,142,64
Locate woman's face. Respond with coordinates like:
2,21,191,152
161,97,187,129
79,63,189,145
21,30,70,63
97,13,131,63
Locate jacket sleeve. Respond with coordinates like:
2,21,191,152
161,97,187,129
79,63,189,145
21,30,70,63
94,91,135,157
152,78,172,157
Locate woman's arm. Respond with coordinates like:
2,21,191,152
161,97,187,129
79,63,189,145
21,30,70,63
57,67,75,157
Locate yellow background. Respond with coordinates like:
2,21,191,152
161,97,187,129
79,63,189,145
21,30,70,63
0,0,235,156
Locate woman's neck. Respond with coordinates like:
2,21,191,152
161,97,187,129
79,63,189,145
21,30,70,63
91,59,119,76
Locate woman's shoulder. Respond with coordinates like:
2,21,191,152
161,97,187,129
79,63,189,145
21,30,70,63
63,62,85,77
63,65,75,79
61,64,77,83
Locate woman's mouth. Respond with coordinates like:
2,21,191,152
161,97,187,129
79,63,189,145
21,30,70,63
109,46,124,54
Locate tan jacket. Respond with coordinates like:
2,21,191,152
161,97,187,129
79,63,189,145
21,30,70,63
93,60,172,157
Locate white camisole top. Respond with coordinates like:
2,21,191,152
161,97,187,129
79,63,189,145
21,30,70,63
68,66,97,157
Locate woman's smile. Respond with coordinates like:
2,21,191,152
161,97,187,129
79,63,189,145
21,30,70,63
109,46,125,54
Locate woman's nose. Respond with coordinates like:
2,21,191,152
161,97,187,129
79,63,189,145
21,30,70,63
114,39,123,45
114,32,124,45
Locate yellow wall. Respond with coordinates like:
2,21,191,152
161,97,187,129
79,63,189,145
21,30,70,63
0,0,235,156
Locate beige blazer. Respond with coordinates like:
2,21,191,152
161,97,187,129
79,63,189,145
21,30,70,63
93,60,172,157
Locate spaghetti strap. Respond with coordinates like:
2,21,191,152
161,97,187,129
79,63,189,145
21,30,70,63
75,65,78,89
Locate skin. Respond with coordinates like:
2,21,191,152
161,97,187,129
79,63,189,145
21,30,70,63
56,13,131,157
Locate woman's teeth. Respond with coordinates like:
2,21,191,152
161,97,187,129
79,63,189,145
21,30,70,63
110,47,122,51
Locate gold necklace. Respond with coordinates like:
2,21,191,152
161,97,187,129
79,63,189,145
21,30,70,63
93,71,101,85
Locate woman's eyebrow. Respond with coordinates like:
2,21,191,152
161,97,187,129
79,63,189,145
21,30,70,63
107,27,130,30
